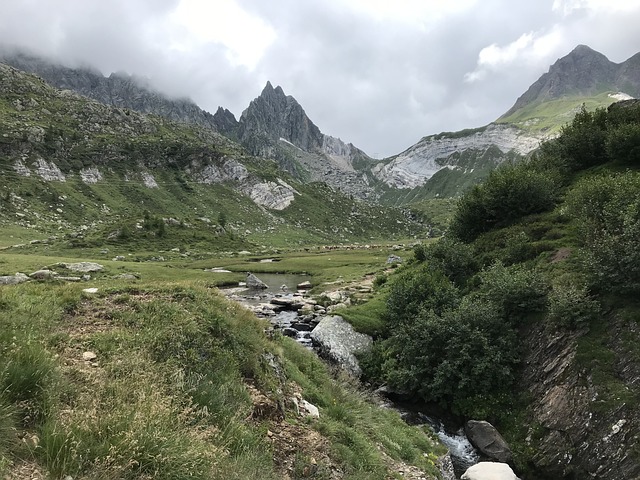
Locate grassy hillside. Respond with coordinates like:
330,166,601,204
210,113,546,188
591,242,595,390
0,247,445,479
0,63,426,251
497,91,625,133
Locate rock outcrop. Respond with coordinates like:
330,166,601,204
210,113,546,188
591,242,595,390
310,315,372,377
372,124,543,189
464,421,512,463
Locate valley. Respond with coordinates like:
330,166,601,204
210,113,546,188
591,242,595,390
1,43,640,480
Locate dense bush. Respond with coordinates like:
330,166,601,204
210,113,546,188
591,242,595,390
414,238,478,287
476,262,548,320
547,282,600,329
384,265,459,327
381,297,519,412
555,106,608,170
449,163,557,242
567,173,640,293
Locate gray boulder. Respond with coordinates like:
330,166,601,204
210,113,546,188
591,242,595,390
465,420,512,463
461,462,519,480
59,262,104,273
0,273,30,285
246,273,268,289
29,269,57,280
310,315,372,377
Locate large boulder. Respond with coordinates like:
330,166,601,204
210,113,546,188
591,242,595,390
29,269,57,280
461,462,519,480
59,262,104,273
246,273,268,289
465,420,512,463
0,273,30,285
310,315,372,377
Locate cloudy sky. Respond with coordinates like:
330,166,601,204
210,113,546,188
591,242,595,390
1,0,640,157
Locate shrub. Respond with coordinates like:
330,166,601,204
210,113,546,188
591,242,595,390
382,297,519,412
547,282,600,330
567,174,640,293
606,123,640,165
449,163,557,242
555,106,608,170
420,237,478,287
476,262,548,321
385,265,459,327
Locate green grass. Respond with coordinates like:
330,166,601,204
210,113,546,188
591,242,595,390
0,251,442,479
497,92,622,133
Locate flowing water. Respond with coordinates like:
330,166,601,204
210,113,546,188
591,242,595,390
225,272,480,478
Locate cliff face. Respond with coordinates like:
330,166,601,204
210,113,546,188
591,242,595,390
372,124,544,189
519,311,639,480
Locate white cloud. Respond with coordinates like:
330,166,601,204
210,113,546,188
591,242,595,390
553,0,640,15
465,29,563,83
169,0,276,69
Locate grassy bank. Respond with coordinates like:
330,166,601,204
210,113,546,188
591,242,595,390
0,260,443,479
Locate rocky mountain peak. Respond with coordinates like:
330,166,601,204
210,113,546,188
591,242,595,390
238,82,324,153
501,45,622,117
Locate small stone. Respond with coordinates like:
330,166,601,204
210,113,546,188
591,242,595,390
82,351,97,361
82,288,98,294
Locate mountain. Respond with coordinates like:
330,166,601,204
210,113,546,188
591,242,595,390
502,44,640,117
0,62,425,247
372,45,640,204
0,49,222,132
228,81,379,200
1,49,380,201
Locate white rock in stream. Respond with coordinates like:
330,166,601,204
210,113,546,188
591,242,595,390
461,462,520,480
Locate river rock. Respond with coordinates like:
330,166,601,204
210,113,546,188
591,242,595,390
59,262,104,273
29,269,57,280
297,280,312,290
310,315,372,377
246,273,268,289
0,273,30,285
465,420,512,463
461,462,519,480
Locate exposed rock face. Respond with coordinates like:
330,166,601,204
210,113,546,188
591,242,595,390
248,181,296,210
517,318,640,479
80,167,103,184
0,273,30,285
503,45,640,117
34,158,66,181
310,315,372,377
238,81,324,154
58,262,104,273
372,124,544,189
461,462,519,480
464,421,512,463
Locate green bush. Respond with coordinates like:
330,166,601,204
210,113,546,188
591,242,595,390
567,174,640,293
419,237,478,287
381,297,519,412
385,265,459,327
476,262,548,320
606,123,640,165
555,106,608,170
547,282,600,329
449,163,557,242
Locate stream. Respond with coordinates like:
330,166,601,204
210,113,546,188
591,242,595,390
221,272,480,479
